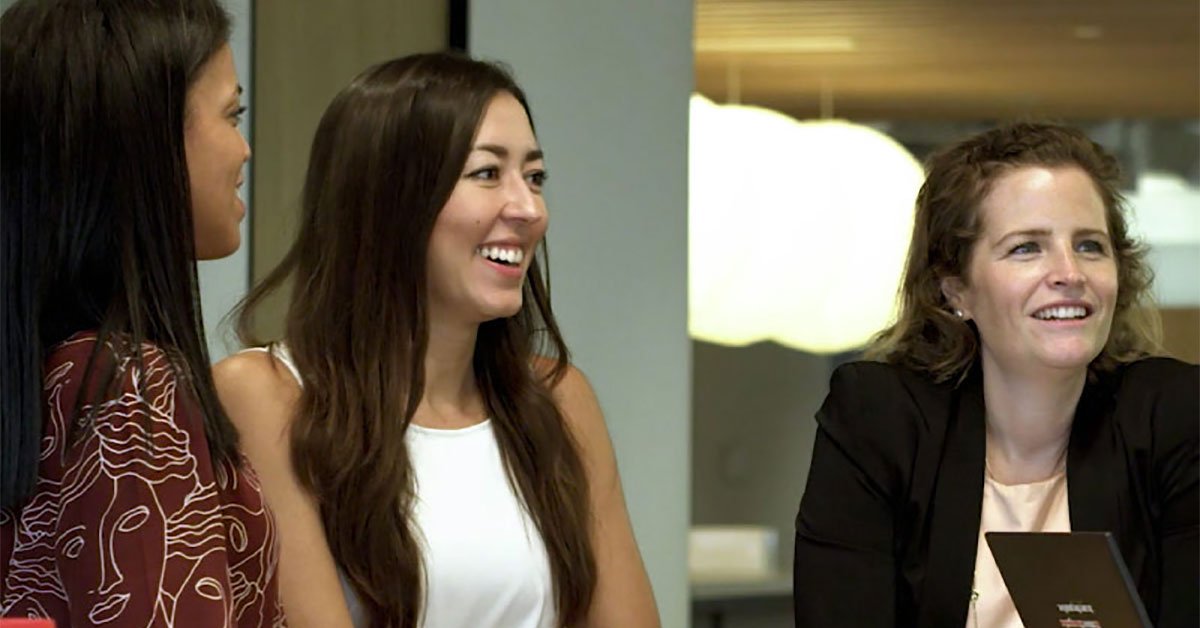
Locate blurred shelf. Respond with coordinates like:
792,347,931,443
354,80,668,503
691,572,792,602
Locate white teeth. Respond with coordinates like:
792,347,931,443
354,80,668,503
1034,306,1088,320
476,246,524,265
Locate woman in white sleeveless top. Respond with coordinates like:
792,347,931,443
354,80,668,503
212,53,659,628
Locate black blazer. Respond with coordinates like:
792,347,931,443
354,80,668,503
793,358,1198,628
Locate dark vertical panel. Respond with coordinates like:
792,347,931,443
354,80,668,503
448,0,467,51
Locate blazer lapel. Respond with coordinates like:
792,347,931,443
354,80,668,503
1067,377,1143,577
917,371,987,626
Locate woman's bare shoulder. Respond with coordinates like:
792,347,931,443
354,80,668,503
213,349,302,440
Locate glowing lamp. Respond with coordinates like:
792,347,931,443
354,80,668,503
688,94,924,353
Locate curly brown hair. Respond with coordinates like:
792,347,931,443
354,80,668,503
866,121,1162,382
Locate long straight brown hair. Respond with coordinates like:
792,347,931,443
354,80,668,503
236,52,595,627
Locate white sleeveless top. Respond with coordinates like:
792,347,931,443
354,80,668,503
964,466,1070,628
245,345,555,628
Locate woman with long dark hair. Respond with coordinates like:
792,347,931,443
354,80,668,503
214,52,659,628
1,0,283,625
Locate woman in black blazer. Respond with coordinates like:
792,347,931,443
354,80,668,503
793,122,1198,628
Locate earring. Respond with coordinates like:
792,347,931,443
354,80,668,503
954,309,964,318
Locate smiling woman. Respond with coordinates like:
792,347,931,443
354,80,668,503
212,52,659,628
941,165,1120,378
427,92,548,327
792,122,1197,628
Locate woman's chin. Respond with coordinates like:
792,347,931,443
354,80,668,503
1033,344,1103,372
475,297,524,323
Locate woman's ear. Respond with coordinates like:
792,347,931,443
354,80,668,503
940,276,970,320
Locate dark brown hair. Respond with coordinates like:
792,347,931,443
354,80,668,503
236,52,595,627
1,0,237,509
867,121,1162,382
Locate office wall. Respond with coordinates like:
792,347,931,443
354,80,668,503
691,342,827,572
469,3,694,626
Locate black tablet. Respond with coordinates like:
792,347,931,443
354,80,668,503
985,531,1152,628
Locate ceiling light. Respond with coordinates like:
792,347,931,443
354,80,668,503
688,94,924,354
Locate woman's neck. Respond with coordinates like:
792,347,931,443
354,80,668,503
980,354,1086,484
415,317,485,429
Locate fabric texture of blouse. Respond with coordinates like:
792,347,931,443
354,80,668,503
252,344,555,628
1,333,285,627
964,467,1071,628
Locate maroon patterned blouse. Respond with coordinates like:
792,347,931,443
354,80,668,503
1,333,286,627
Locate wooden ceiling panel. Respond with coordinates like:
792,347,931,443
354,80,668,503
695,0,1200,119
